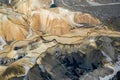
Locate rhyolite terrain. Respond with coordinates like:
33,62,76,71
0,0,120,80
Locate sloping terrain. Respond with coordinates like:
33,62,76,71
0,0,120,80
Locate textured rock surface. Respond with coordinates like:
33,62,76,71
55,0,120,30
111,71,120,80
0,0,120,80
0,7,29,42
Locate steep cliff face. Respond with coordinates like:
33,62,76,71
0,0,120,80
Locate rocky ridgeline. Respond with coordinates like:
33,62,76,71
0,0,120,80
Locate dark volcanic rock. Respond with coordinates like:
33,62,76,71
9,76,25,80
9,64,52,80
39,44,105,80
79,67,113,80
0,0,9,4
111,71,120,80
0,1,120,80
55,0,120,18
55,0,120,30
0,57,15,66
95,0,120,4
27,64,52,80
